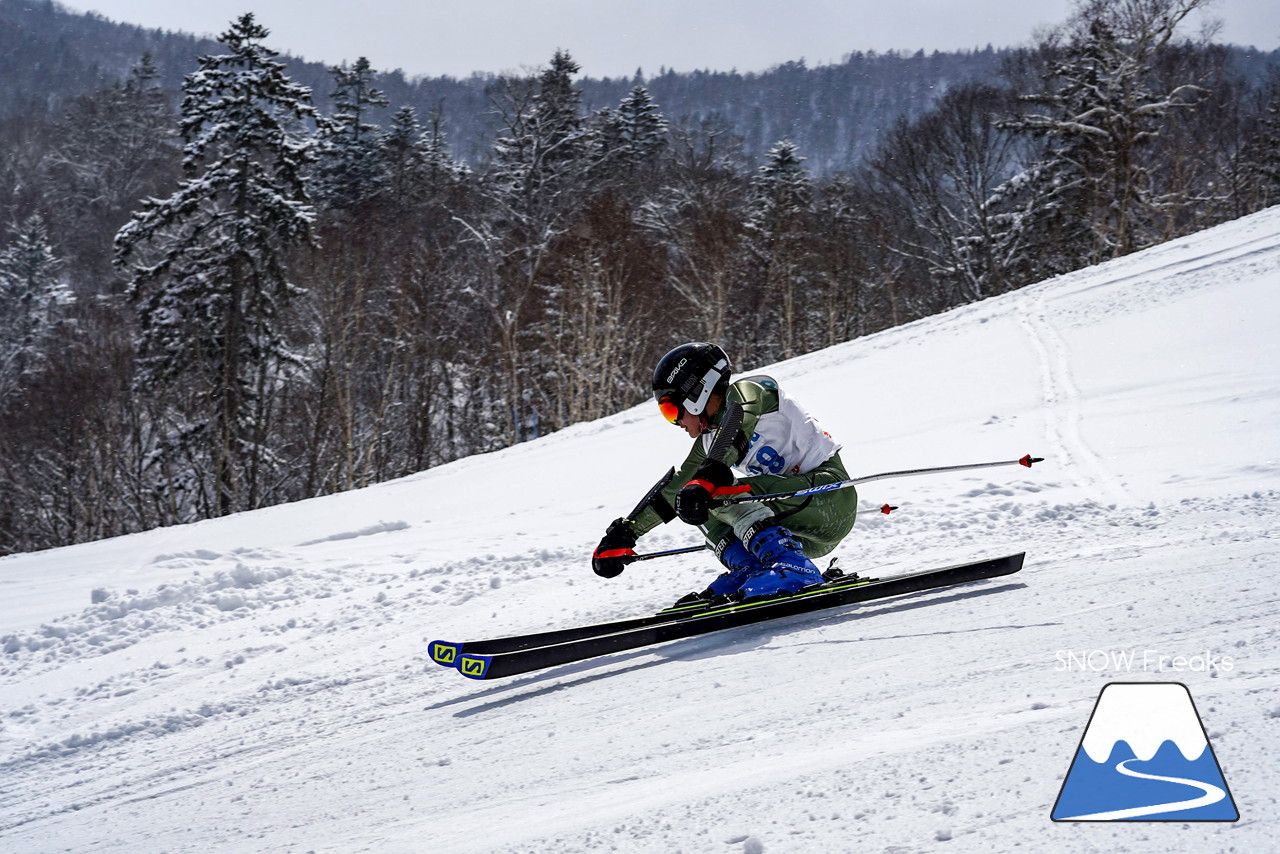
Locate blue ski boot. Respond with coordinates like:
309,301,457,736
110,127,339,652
672,540,764,607
706,540,765,597
736,525,825,600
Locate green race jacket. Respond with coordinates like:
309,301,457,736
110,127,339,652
627,375,856,557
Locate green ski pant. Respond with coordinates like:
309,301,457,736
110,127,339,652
702,452,857,560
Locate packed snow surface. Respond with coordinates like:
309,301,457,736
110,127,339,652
3,208,1279,853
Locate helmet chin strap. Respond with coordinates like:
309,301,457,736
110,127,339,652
694,391,723,434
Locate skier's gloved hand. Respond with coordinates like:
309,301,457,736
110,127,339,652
592,518,638,578
675,459,734,526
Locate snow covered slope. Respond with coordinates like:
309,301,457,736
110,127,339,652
2,208,1279,853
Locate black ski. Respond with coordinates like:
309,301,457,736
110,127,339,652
427,568,881,668
433,552,1024,680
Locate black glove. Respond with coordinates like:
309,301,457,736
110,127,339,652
675,459,735,526
592,518,638,578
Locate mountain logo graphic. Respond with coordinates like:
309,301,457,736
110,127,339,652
1052,682,1238,821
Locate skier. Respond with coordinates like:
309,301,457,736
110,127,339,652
591,342,859,602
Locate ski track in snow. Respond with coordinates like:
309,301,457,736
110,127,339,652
3,209,1280,853
1017,289,1127,506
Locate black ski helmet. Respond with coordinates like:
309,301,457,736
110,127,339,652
651,342,732,422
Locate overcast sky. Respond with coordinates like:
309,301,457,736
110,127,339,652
61,0,1280,79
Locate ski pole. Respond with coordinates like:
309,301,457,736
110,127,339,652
714,454,1044,506
620,455,1042,562
622,544,708,565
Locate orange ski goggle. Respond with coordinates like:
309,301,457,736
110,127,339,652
657,395,683,425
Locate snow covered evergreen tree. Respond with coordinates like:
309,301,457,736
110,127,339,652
41,53,178,287
313,57,389,210
744,140,815,360
490,49,590,221
635,117,750,348
114,13,318,517
0,215,72,406
1255,71,1280,202
596,85,669,178
995,0,1210,267
477,50,600,443
749,140,811,226
381,106,467,206
617,86,668,158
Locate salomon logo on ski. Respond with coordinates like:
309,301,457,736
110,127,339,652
429,641,459,666
459,655,492,679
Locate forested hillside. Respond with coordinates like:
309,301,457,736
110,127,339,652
1,0,1278,555
1,0,1019,172
8,0,1276,172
